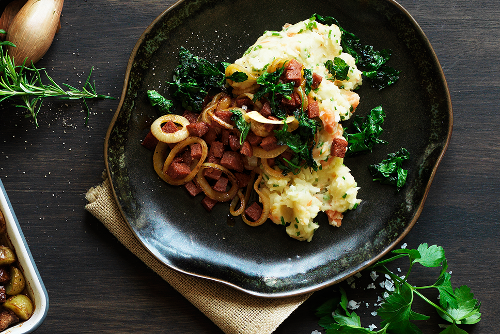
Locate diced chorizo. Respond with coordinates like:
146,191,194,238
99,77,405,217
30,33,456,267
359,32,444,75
283,59,303,86
281,91,301,108
141,131,159,151
181,148,192,166
166,162,191,179
307,96,320,119
220,151,244,172
331,137,348,158
235,96,253,108
201,196,218,212
213,110,234,126
246,131,263,146
204,156,222,180
221,129,230,146
260,135,279,151
234,172,251,188
245,202,263,222
182,110,200,123
162,120,178,133
213,177,229,192
187,121,209,137
240,140,253,157
209,141,225,158
203,126,219,145
190,143,203,160
311,72,323,90
228,134,242,151
259,101,272,117
184,181,203,197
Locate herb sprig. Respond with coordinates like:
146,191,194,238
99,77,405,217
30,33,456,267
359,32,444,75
369,148,410,190
316,243,481,334
345,105,387,156
0,33,113,127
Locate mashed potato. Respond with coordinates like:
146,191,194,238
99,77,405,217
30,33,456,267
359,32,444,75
235,17,362,241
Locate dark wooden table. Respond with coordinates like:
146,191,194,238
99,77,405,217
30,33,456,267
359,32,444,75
0,0,498,333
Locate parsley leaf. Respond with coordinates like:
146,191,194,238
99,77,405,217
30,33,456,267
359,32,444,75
230,109,251,144
253,64,294,117
147,90,173,114
369,148,410,189
325,57,350,81
316,243,481,334
345,105,387,155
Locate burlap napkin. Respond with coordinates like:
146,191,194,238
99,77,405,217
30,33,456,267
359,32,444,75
85,175,311,334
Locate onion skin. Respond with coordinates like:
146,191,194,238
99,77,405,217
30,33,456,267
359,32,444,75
0,0,28,39
6,0,64,66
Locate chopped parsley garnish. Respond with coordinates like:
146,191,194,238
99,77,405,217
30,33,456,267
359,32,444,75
274,111,319,175
303,68,314,95
316,243,481,334
230,109,251,144
345,105,387,155
147,90,173,114
312,13,400,90
325,57,350,81
369,147,410,189
253,63,294,118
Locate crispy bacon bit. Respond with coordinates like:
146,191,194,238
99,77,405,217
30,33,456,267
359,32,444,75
331,137,348,158
245,202,263,222
201,196,218,212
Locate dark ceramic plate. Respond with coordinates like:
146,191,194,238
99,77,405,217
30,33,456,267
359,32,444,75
105,0,452,297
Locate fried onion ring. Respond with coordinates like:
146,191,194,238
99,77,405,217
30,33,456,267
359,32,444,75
151,114,190,143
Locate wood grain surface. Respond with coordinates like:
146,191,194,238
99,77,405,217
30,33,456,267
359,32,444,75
0,0,499,333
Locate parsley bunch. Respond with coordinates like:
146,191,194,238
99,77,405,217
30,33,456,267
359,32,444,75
316,243,481,334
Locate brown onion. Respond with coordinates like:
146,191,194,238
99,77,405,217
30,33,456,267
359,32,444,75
196,163,239,202
6,0,64,66
151,114,190,143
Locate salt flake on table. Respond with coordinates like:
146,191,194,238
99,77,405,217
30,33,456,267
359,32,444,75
347,300,361,310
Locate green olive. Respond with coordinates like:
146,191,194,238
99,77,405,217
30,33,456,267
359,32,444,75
3,294,33,321
6,267,25,295
0,246,16,266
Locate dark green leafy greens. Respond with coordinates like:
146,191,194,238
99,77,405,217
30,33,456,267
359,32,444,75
147,90,173,114
253,63,294,118
274,112,320,175
169,47,227,112
325,57,350,81
313,14,400,90
316,243,481,334
369,148,410,189
345,105,387,156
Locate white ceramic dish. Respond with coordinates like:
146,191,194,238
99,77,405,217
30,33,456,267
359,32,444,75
0,180,48,333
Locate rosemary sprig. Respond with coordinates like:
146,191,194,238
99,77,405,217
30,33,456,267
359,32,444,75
0,30,114,127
